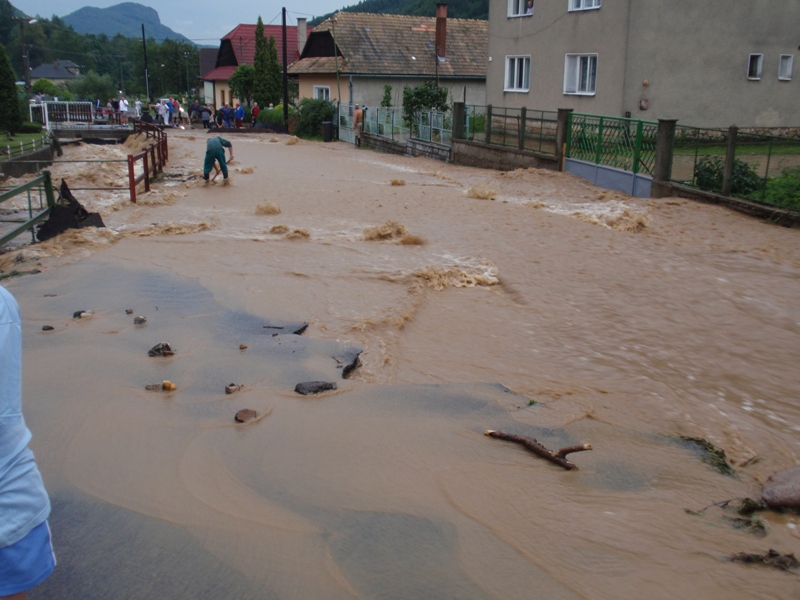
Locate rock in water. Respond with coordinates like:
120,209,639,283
333,349,362,379
42,325,54,331
225,383,243,394
134,316,147,325
763,466,800,510
148,342,175,357
294,381,337,395
263,322,308,336
235,409,257,423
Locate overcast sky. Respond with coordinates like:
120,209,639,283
13,0,346,44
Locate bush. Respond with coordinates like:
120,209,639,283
402,81,448,127
694,155,761,196
293,98,334,138
257,107,287,126
18,121,43,133
750,167,800,209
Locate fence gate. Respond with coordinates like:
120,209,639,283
338,103,355,144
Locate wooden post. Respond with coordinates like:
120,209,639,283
127,154,137,203
555,108,573,167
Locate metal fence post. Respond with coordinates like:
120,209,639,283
518,107,527,151
632,120,644,175
594,117,604,165
721,125,738,196
486,105,492,145
452,102,465,140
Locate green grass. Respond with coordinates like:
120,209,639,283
673,143,800,156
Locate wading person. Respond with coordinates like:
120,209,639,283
0,287,56,599
203,136,234,184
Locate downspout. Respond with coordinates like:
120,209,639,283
619,0,634,116
332,15,341,102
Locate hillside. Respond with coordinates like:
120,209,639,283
61,2,193,44
310,0,488,25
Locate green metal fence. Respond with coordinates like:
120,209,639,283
671,126,800,210
0,171,55,247
411,110,452,146
363,107,410,142
566,113,658,176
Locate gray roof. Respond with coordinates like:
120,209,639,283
31,61,81,80
288,12,487,79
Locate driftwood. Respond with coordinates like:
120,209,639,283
485,430,592,470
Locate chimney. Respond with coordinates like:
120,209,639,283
435,3,447,61
297,18,308,55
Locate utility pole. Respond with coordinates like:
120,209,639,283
282,7,289,125
142,24,150,103
15,18,37,93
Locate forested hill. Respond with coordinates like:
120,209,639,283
61,2,192,44
310,0,488,25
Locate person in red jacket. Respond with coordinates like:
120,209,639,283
251,102,260,128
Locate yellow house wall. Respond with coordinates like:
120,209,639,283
298,75,341,101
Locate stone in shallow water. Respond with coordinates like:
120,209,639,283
134,316,147,325
42,325,54,331
333,349,362,379
148,342,174,357
762,466,800,510
295,381,337,395
235,409,257,423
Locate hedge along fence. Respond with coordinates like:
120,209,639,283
671,125,800,210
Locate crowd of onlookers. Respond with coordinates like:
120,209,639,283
90,96,271,131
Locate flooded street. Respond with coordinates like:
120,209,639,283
3,130,800,598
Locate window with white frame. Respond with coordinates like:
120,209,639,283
779,55,794,80
564,54,597,95
569,0,601,11
505,56,531,92
747,54,763,80
314,86,330,100
508,0,534,16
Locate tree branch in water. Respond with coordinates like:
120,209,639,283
484,430,592,470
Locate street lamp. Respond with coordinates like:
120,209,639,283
13,17,37,93
184,52,190,97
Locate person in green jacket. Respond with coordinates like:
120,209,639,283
203,136,234,183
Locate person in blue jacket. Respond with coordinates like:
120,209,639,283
234,103,245,128
221,104,233,129
0,286,55,598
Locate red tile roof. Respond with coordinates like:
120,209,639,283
222,24,300,66
203,66,238,81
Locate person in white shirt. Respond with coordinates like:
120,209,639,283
119,96,129,125
134,98,141,118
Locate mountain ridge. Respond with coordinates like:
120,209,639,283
61,2,193,44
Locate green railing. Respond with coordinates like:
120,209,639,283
1,133,50,161
671,126,800,210
363,107,410,142
411,109,452,146
566,113,658,176
0,171,55,246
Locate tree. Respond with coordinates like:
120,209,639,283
265,35,283,106
253,16,269,108
381,84,392,108
68,70,117,103
0,42,22,132
31,77,60,96
228,64,255,105
402,80,448,125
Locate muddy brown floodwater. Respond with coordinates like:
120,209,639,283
3,130,800,599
